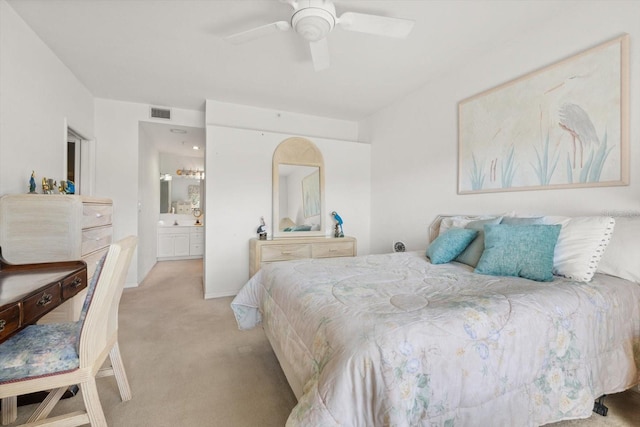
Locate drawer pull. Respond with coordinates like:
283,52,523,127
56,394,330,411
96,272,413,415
37,293,53,307
95,213,103,218
329,249,338,252
72,277,83,288
281,251,292,255
0,319,5,332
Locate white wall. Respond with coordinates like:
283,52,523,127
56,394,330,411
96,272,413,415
362,1,640,255
205,100,370,298
137,124,160,282
0,0,94,195
94,99,205,286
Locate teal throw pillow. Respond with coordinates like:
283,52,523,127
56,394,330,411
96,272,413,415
455,217,503,267
475,224,561,282
427,228,478,265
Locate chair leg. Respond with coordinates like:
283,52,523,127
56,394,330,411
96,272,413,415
81,377,107,427
1,396,17,425
27,386,67,423
109,341,132,401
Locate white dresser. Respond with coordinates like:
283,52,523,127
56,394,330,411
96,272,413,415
249,236,356,277
0,194,113,322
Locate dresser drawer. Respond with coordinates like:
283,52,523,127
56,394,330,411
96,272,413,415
261,244,311,262
23,283,61,324
312,241,355,258
82,204,113,229
61,270,87,300
0,304,20,342
83,247,109,280
82,226,112,255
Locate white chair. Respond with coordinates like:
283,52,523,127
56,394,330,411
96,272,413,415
0,236,137,426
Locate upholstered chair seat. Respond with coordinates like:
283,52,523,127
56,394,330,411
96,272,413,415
0,322,80,383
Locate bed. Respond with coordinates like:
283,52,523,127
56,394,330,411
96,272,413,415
231,214,640,426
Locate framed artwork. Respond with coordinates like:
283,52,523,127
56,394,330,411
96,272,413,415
458,34,629,194
302,170,320,218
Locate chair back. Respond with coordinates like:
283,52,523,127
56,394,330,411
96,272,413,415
78,236,137,368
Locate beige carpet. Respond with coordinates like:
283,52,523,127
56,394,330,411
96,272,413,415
6,259,639,426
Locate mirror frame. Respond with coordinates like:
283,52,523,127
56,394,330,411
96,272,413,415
272,137,326,238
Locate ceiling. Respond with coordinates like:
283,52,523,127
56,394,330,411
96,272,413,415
8,0,570,121
139,122,205,158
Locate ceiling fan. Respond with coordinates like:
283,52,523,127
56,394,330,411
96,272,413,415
224,0,414,71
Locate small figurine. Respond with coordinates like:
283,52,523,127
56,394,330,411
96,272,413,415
41,177,50,194
331,211,344,238
257,216,267,240
29,171,37,193
66,180,75,194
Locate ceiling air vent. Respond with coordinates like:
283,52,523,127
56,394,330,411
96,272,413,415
150,106,171,120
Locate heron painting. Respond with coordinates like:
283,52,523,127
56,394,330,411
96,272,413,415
458,34,628,194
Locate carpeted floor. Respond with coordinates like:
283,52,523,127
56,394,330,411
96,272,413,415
6,259,639,426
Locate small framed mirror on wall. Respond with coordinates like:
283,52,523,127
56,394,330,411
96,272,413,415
272,137,325,238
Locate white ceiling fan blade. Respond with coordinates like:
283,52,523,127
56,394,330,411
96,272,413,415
224,21,291,45
338,12,414,38
309,38,330,71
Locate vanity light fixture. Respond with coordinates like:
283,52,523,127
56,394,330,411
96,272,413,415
175,169,205,179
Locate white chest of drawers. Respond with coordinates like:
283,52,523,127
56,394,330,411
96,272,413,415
0,194,113,322
249,236,357,277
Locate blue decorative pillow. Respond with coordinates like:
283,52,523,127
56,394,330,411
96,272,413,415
427,228,478,264
475,224,561,282
455,217,503,267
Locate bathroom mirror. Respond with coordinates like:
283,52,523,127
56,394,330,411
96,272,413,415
273,137,325,238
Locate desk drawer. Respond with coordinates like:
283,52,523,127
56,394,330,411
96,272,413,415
82,226,112,255
61,271,87,300
0,304,20,341
82,204,113,229
261,244,311,262
23,283,61,324
312,241,355,258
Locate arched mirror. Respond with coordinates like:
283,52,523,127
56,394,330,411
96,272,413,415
273,137,325,238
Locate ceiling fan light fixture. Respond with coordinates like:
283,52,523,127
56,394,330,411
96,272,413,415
291,8,335,42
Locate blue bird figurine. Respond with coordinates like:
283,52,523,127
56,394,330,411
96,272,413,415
331,211,344,238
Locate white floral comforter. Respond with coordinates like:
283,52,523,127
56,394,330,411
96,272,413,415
231,252,640,426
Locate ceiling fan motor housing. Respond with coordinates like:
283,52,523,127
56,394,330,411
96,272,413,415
291,1,336,41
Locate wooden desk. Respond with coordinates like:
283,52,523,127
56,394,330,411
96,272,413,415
0,249,87,344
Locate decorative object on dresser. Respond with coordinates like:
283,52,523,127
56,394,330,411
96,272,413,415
256,216,267,240
331,211,344,237
249,236,356,278
0,194,113,323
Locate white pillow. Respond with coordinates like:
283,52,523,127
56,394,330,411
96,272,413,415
439,214,501,236
548,216,615,282
597,216,640,283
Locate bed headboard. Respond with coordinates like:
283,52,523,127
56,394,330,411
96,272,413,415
428,214,491,243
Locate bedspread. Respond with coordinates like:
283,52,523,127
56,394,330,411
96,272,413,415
231,252,640,426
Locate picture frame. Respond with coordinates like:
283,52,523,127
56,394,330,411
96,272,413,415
458,34,629,194
302,170,320,218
